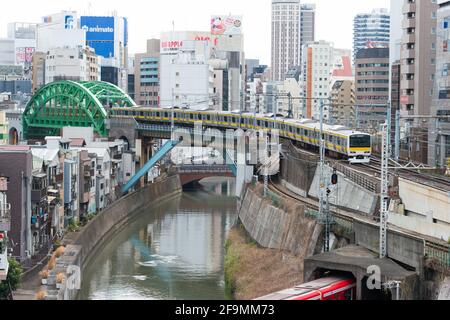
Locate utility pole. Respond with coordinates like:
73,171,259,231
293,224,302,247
394,109,400,161
386,101,392,153
318,99,329,252
264,135,269,198
287,92,293,118
380,122,389,259
171,88,175,140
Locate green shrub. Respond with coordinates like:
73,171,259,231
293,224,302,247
0,258,23,300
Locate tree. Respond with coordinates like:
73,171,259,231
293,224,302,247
0,258,23,300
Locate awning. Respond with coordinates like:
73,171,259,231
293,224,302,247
47,196,57,204
47,189,59,194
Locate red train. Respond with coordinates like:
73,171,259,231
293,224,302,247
255,276,356,301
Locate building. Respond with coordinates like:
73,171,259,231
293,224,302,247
85,47,100,81
276,77,302,118
245,59,260,81
0,39,16,65
0,112,8,145
301,40,334,120
127,55,135,100
37,11,86,53
44,47,99,83
353,8,390,62
0,175,11,281
7,23,37,79
429,0,450,167
160,26,245,111
0,146,32,261
330,80,356,127
80,15,129,91
354,47,390,131
299,3,316,59
135,39,160,107
0,80,32,95
271,1,316,81
32,52,46,93
400,0,438,164
400,0,438,116
160,39,214,110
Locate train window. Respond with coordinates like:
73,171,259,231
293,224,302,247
207,115,211,121
190,114,194,120
350,135,371,148
257,120,261,127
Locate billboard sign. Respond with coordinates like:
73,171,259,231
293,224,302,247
81,16,115,41
211,15,242,35
81,16,115,58
65,15,75,29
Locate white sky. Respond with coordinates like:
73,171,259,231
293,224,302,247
0,0,390,65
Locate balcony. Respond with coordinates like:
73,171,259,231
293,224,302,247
402,64,415,74
401,79,415,89
55,173,64,183
402,19,416,29
32,189,47,202
402,2,416,14
402,33,415,44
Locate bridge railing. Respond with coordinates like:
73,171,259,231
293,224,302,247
175,165,232,173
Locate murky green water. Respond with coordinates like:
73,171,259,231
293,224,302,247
78,178,237,300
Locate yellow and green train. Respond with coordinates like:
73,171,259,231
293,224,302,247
112,107,372,164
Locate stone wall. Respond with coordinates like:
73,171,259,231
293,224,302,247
238,186,321,257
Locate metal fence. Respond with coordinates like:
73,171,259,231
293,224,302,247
425,241,450,270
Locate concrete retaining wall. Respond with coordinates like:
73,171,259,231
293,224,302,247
309,165,378,216
238,186,321,257
280,144,318,198
354,220,424,272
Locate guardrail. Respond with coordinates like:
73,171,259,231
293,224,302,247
334,162,380,193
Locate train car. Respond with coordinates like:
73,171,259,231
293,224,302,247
255,276,356,301
111,107,372,164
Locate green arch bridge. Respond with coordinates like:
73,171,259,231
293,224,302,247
23,80,136,139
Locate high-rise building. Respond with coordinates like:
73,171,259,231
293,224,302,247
354,47,390,131
429,0,450,167
271,0,315,81
400,0,438,164
353,8,390,62
400,0,438,116
299,3,316,61
135,39,160,107
301,40,334,120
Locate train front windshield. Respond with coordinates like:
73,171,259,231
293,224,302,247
350,135,371,148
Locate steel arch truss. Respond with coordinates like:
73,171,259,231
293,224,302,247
23,80,136,138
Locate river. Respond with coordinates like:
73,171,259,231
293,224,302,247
78,178,237,300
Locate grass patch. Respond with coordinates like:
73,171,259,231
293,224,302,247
223,227,304,300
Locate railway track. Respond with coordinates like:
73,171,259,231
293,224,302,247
367,157,450,190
